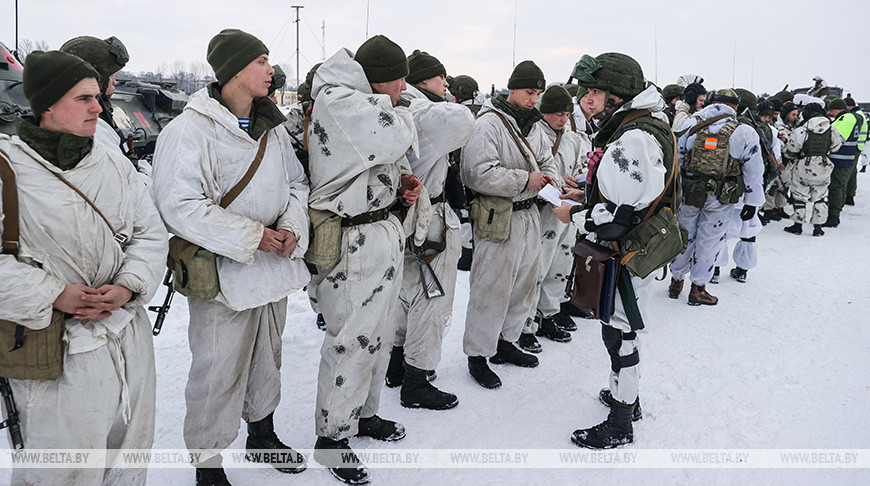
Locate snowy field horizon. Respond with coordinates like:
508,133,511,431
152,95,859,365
3,179,869,485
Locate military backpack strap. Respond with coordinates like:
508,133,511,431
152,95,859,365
683,113,733,138
569,115,577,133
0,149,19,256
220,131,269,209
486,110,540,172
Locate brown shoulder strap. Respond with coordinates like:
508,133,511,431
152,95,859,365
220,131,269,209
45,169,120,241
551,130,563,156
303,112,310,152
0,149,19,255
486,111,539,172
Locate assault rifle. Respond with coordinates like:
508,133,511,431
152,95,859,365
741,108,794,205
148,269,174,336
0,377,24,449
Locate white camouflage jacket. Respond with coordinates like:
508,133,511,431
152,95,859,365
0,136,167,352
151,88,310,311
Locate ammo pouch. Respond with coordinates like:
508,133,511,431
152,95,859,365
166,133,269,299
305,208,343,268
167,237,220,299
470,195,513,242
619,207,688,279
0,311,65,381
683,175,744,207
571,239,620,323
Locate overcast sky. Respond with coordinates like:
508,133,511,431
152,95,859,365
3,0,868,99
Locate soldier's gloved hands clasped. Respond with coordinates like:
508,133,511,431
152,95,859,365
740,205,756,221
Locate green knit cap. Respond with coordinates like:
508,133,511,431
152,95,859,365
269,65,286,95
508,60,545,90
734,88,757,113
662,84,684,101
450,74,478,101
828,98,847,111
59,36,128,82
355,35,408,83
406,50,445,85
773,90,794,103
539,85,573,114
23,50,100,118
573,52,645,100
207,29,269,85
844,96,856,107
563,83,579,97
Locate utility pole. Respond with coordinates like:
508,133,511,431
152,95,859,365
512,0,518,67
15,0,19,53
292,5,303,90
322,20,326,61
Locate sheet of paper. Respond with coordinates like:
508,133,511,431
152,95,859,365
538,184,580,207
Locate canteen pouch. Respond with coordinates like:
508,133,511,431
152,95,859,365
470,195,512,242
167,236,220,299
0,310,65,380
304,208,343,268
619,207,688,279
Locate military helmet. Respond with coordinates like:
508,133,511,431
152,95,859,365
269,65,286,96
572,52,645,100
661,84,685,101
450,74,479,102
773,90,794,103
59,36,128,82
733,88,757,113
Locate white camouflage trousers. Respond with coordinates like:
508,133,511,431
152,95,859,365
464,207,541,357
524,205,574,333
10,310,156,486
394,204,461,370
601,272,654,406
312,216,404,440
670,195,736,285
715,203,762,271
784,173,829,225
184,297,287,459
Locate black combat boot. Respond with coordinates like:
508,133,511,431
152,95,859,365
400,364,458,410
784,222,802,235
356,415,405,441
551,309,578,331
822,215,839,228
730,267,747,283
316,313,326,330
688,283,718,306
598,389,643,422
489,339,539,367
245,412,306,473
667,278,684,299
768,208,784,221
457,247,473,271
813,225,825,236
535,316,572,343
195,455,231,486
517,332,542,353
571,402,635,449
467,356,501,389
314,436,370,485
709,266,720,284
384,346,404,388
845,196,855,206
561,300,584,317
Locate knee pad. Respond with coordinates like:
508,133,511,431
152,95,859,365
740,236,756,243
602,325,639,372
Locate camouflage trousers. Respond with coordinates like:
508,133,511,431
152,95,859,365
312,216,404,440
524,206,574,333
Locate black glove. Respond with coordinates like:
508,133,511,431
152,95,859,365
740,205,756,221
682,82,706,106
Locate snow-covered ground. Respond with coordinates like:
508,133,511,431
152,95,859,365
4,180,869,485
